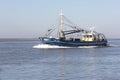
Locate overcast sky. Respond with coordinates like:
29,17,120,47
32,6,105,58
0,0,120,38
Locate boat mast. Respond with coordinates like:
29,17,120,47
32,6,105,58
59,10,65,39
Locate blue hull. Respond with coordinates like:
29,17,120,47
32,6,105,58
40,37,107,47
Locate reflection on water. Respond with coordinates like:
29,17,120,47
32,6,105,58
60,50,66,80
59,50,98,80
59,49,97,80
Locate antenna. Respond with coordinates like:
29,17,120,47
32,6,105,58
90,27,95,34
59,9,64,16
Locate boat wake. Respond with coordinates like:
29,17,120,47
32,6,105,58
33,44,98,49
33,44,71,49
108,44,120,47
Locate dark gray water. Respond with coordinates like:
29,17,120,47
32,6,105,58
0,39,120,80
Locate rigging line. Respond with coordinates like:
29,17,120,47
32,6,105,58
63,15,86,31
64,23,87,32
64,23,80,30
63,16,74,25
63,15,80,27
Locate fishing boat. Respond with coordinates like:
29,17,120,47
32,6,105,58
39,12,107,47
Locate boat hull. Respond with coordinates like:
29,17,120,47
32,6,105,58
40,37,107,47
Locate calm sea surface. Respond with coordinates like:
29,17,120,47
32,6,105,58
0,39,120,80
